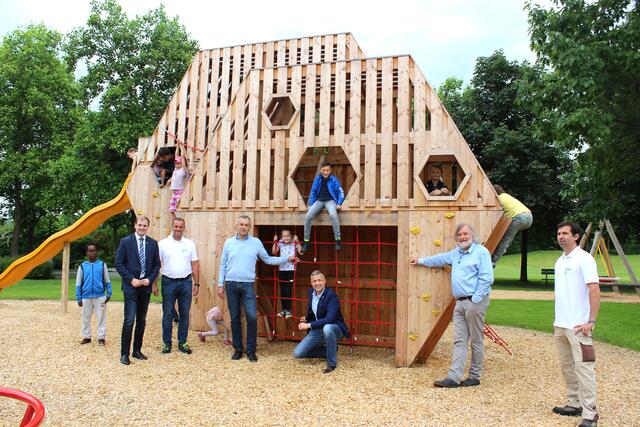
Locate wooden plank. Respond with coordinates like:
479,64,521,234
299,37,310,65
312,36,322,63
166,90,178,147
324,34,334,62
264,41,274,68
245,71,260,208
605,219,640,292
208,49,221,128
336,33,346,60
273,130,285,207
231,82,245,208
288,66,303,208
205,132,218,208
303,64,317,149
396,56,410,207
259,68,274,207
191,50,210,209
394,212,409,366
412,66,428,207
216,103,232,208
231,45,242,103
364,59,378,207
60,241,70,313
219,47,231,112
176,70,190,144
347,59,361,207
318,63,331,146
380,57,393,206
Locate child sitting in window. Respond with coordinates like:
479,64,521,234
426,163,451,196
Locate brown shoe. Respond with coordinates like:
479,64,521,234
98,339,105,346
552,405,582,417
80,338,91,345
578,414,598,427
197,332,206,343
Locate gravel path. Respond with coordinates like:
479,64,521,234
1,300,638,426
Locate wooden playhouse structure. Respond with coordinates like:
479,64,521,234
127,33,506,367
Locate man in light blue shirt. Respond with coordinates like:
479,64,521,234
217,215,297,362
410,223,493,388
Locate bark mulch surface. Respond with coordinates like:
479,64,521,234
1,300,638,426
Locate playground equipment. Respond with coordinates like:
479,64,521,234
0,387,45,426
1,33,510,367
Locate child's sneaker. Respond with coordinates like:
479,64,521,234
277,310,286,318
223,339,232,346
301,241,310,253
285,310,293,319
335,240,342,251
197,332,206,342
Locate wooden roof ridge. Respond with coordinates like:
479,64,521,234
199,32,362,53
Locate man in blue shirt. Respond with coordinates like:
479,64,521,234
217,215,297,362
410,223,493,388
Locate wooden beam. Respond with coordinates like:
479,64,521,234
605,219,640,294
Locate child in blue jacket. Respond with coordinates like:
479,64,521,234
76,243,112,346
301,160,345,253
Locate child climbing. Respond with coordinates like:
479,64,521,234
152,147,175,187
301,160,345,253
167,149,190,220
271,229,302,319
197,306,230,345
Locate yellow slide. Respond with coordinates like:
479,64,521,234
0,174,133,289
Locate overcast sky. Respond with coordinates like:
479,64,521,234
0,0,547,88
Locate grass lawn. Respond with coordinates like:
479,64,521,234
0,279,163,304
486,299,640,352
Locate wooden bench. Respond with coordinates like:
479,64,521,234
541,268,554,287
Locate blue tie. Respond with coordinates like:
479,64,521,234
139,237,146,278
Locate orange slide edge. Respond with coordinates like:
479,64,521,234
0,174,133,289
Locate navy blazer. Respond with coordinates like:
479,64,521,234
115,234,160,293
305,287,350,338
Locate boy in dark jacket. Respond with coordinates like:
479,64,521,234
301,161,345,253
76,243,112,346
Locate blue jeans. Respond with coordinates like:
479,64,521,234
161,276,193,346
225,281,257,353
120,287,151,356
304,200,341,241
293,324,344,368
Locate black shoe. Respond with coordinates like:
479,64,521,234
460,378,480,387
247,352,258,362
335,240,342,250
231,349,243,360
120,355,130,365
578,415,598,427
301,242,310,253
80,338,91,345
323,366,336,373
433,377,460,388
132,351,148,360
173,317,179,324
98,339,105,346
552,406,582,417
178,343,192,354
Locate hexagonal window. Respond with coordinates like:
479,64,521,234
291,146,358,204
262,94,299,130
415,153,470,200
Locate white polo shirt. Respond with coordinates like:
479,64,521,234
159,235,198,279
554,246,599,329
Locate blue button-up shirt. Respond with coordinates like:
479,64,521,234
311,288,325,319
418,242,493,303
218,235,289,286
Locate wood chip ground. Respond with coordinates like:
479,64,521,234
0,300,638,426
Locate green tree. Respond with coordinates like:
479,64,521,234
439,51,571,279
525,0,640,240
46,0,198,249
0,24,80,256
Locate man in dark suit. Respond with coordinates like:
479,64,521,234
115,215,160,365
293,270,350,373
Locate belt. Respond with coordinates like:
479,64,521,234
163,274,192,281
456,296,472,301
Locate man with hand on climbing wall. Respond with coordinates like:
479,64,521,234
410,223,493,388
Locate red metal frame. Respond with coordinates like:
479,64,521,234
0,388,45,427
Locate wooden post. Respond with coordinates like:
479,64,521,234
605,219,640,295
61,242,70,313
579,222,592,249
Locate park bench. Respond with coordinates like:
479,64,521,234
541,268,554,287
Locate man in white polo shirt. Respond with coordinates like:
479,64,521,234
552,221,600,427
157,217,200,355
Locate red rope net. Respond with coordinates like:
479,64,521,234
255,225,398,347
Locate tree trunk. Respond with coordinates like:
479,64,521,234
10,181,22,257
519,229,529,282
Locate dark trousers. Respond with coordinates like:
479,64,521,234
225,281,257,353
120,287,151,356
279,270,294,311
161,275,193,346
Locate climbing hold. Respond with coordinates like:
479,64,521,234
324,147,330,154
445,212,455,219
443,265,452,273
410,227,421,235
421,293,431,302
408,332,418,341
152,192,159,198
432,309,441,317
136,210,145,215
155,214,161,220
313,147,318,155
433,239,442,247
